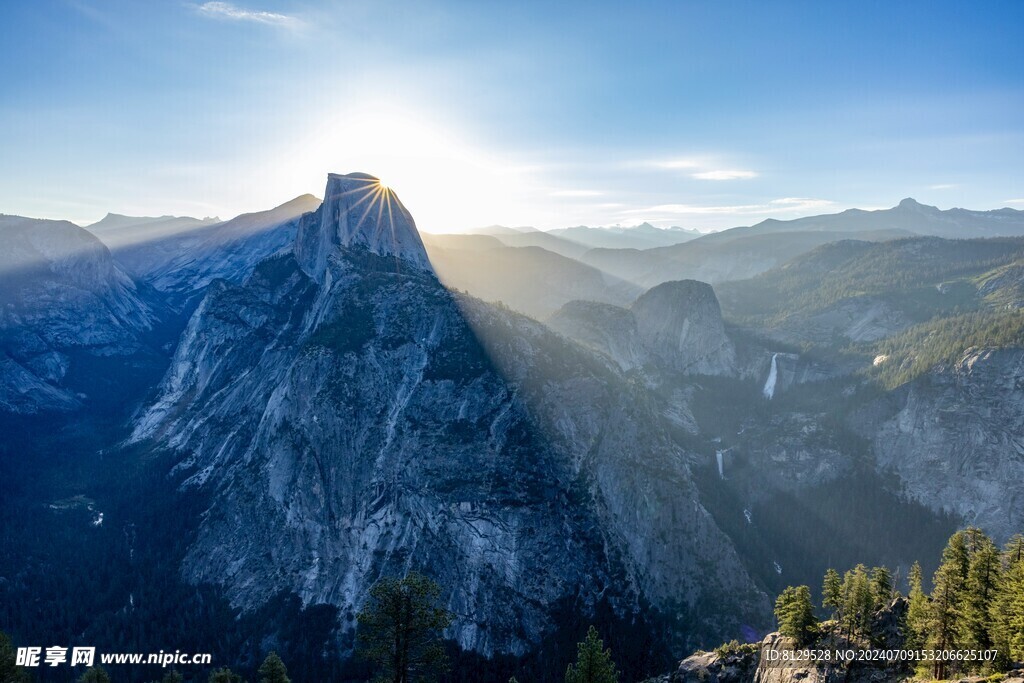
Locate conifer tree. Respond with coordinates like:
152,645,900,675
960,531,1000,655
822,569,842,623
258,651,290,683
905,561,929,651
841,565,873,639
357,572,453,683
991,535,1024,665
869,566,893,610
78,669,112,683
564,626,619,683
774,586,818,646
929,531,971,680
209,666,244,683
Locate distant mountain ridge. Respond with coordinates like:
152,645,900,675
549,222,702,249
465,221,702,256
86,213,223,278
147,193,321,301
578,199,1024,289
0,215,163,414
697,197,1024,245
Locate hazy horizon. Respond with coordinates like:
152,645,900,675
53,192,1024,238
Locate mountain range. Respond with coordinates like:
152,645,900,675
2,187,1023,680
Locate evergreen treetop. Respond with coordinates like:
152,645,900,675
565,625,619,683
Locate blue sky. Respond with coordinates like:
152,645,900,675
1,0,1022,232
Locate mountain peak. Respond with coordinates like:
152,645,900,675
294,172,431,279
896,197,937,211
276,193,320,211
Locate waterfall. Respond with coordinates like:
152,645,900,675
762,353,779,399
716,450,724,479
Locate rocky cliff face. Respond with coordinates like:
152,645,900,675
0,215,159,414
871,347,1024,542
294,172,430,278
132,173,769,657
548,280,736,376
633,280,736,375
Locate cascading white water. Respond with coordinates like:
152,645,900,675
716,450,724,479
762,352,779,399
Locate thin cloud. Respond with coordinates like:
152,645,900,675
692,169,758,180
1005,199,1024,205
636,157,758,180
929,183,958,190
649,158,701,170
549,189,604,197
769,197,835,210
195,2,299,28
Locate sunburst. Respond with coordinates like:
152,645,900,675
331,175,406,267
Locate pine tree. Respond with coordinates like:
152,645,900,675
822,569,842,621
821,569,842,643
929,531,971,680
774,586,819,647
905,561,929,651
564,626,619,683
870,566,893,610
209,666,244,683
960,530,1001,659
258,651,290,683
991,535,1024,666
357,572,454,683
77,669,112,683
841,565,873,640
161,671,184,683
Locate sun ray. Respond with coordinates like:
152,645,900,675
384,187,400,273
340,178,383,234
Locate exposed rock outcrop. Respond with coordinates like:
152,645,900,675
294,172,431,278
673,647,758,682
548,279,736,376
633,280,737,375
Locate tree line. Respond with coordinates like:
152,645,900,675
774,527,1024,679
2,572,623,682
873,307,1024,388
